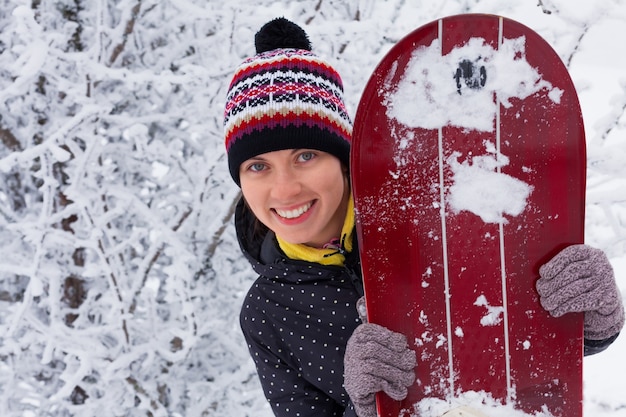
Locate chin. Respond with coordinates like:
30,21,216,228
279,231,316,246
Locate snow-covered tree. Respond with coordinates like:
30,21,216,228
0,1,250,415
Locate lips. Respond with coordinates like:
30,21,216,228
274,202,313,219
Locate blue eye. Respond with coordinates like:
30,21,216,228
249,163,266,172
299,152,315,162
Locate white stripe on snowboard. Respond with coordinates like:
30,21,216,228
496,15,514,403
436,17,456,398
437,16,513,401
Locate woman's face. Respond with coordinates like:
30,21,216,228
239,149,350,248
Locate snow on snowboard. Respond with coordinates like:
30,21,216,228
351,14,585,417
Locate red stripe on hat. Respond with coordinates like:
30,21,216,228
229,51,344,90
225,109,351,150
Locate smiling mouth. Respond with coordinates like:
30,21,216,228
274,202,313,219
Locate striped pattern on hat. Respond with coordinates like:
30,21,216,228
224,47,352,185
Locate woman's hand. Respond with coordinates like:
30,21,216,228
536,244,625,340
344,322,416,417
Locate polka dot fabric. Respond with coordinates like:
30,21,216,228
236,199,363,417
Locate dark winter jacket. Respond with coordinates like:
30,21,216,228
236,198,363,417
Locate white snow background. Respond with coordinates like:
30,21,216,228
0,1,625,416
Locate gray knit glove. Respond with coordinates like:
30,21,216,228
537,244,625,340
344,319,416,417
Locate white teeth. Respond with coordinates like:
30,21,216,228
275,202,312,219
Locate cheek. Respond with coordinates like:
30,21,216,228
318,165,348,201
241,182,262,214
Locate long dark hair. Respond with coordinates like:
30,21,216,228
241,197,269,244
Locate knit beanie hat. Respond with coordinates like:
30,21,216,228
223,17,352,185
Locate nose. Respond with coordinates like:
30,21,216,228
270,168,302,200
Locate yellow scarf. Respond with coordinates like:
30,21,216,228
276,194,354,266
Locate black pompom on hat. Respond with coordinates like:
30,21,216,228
223,17,352,186
254,17,312,53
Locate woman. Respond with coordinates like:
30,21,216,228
223,17,624,417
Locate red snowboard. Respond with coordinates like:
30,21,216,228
351,14,585,417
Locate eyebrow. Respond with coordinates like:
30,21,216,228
249,149,307,161
247,156,267,162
